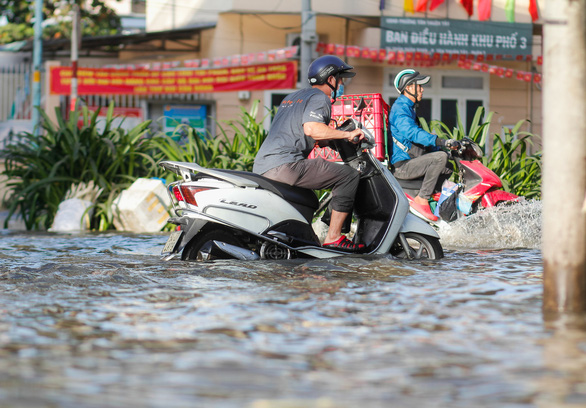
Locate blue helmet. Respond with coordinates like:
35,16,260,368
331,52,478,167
308,55,355,86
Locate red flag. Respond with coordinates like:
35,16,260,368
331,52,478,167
478,0,492,21
378,49,387,62
415,0,428,12
429,0,444,10
459,0,473,16
347,46,360,58
528,0,539,21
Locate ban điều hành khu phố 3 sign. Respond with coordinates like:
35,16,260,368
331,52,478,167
380,17,533,57
49,62,298,95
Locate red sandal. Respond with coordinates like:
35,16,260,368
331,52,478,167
323,236,365,253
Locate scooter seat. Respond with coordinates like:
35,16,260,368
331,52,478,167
218,170,319,210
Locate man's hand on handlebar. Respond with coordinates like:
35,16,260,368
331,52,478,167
347,129,365,144
445,139,461,150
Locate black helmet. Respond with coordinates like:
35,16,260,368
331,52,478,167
308,55,356,86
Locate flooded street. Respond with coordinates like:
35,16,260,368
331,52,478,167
1,200,585,408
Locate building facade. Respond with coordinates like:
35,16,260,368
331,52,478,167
141,0,543,148
37,0,544,152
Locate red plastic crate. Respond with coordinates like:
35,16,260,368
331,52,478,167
309,93,389,162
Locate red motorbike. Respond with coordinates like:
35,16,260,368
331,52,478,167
395,138,521,223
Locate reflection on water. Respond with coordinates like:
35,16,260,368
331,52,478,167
0,201,584,408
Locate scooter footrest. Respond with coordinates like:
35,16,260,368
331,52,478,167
167,217,188,225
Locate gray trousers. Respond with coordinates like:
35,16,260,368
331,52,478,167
262,158,359,213
393,151,451,199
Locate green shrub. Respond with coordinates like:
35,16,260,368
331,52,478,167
1,103,160,230
1,100,273,231
150,100,271,173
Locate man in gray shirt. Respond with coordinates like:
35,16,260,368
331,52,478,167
253,55,364,252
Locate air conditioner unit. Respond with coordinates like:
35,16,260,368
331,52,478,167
287,32,320,58
286,33,301,48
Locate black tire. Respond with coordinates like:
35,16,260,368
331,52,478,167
390,232,444,260
181,227,245,261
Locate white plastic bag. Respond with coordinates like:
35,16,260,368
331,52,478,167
457,193,473,215
49,198,93,232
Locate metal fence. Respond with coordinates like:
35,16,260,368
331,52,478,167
0,64,32,121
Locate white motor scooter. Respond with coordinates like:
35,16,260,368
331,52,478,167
159,99,443,261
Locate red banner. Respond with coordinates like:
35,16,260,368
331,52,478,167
50,62,298,95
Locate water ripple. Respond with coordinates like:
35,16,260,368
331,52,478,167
0,223,576,408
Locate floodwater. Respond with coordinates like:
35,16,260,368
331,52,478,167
1,200,585,408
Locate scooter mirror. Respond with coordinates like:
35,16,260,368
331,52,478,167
355,98,367,129
356,98,367,113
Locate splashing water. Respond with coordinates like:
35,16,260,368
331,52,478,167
438,199,542,250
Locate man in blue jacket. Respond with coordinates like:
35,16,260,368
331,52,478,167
389,69,459,221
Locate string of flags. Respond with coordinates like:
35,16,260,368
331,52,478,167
317,42,542,84
457,59,541,84
104,41,542,85
403,0,540,22
105,45,300,70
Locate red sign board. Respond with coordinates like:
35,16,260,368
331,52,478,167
50,62,298,95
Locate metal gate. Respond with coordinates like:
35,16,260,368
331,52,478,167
0,64,32,121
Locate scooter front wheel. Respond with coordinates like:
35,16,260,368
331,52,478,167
390,232,444,260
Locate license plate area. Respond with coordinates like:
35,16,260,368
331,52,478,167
162,230,183,254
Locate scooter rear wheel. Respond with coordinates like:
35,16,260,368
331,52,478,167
390,232,444,260
182,228,245,261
